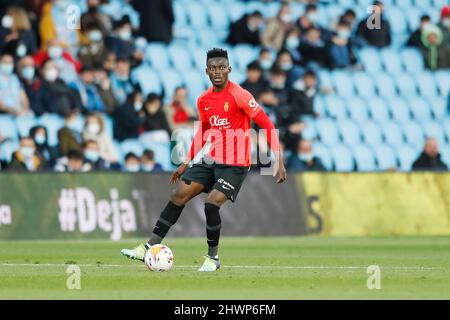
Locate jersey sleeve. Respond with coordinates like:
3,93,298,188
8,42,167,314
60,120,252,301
232,86,262,119
197,96,206,121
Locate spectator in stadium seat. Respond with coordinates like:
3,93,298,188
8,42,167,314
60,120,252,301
106,15,143,63
39,59,83,116
131,0,174,43
289,71,318,117
58,110,83,156
70,66,106,113
163,86,197,132
0,6,38,58
7,136,43,172
113,89,145,141
82,139,109,171
329,19,358,69
273,49,304,87
262,3,293,51
419,24,450,70
17,55,45,116
333,9,357,32
78,22,110,70
123,152,141,172
92,65,119,115
412,138,448,171
406,15,431,49
142,93,171,135
141,149,163,173
283,28,303,64
268,65,290,106
39,0,80,54
33,39,81,84
54,148,91,172
82,113,119,164
257,48,275,78
438,5,450,44
110,57,134,105
0,53,30,116
299,27,330,69
226,11,264,46
355,1,391,48
295,4,333,42
286,139,325,172
30,125,58,169
240,61,268,99
80,0,112,38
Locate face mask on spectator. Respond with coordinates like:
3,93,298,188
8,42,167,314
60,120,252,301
126,164,140,172
134,101,143,112
89,30,103,42
337,29,351,40
443,18,450,27
286,37,299,49
307,12,320,24
66,120,78,131
298,152,313,162
118,28,132,41
20,147,34,159
280,13,291,23
142,163,155,172
0,63,14,75
280,62,293,71
85,150,99,163
1,15,13,29
34,134,46,145
87,123,101,135
44,68,58,82
260,59,272,70
16,44,27,57
48,45,63,59
270,79,285,89
55,0,70,10
21,66,35,80
117,73,129,81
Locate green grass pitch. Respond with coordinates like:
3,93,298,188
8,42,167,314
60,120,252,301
1,237,449,299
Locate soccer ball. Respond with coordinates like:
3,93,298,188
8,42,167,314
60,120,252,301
144,244,174,272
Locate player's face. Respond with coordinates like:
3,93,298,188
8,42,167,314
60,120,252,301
206,57,231,88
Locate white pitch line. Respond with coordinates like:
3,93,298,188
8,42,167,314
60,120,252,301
0,263,449,271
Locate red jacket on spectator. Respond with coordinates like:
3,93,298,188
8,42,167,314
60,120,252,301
32,50,82,73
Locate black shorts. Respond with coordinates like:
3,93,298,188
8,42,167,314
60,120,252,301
182,162,250,202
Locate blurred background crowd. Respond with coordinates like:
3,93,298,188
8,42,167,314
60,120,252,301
0,0,449,173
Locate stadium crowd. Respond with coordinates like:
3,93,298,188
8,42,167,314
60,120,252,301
0,0,449,173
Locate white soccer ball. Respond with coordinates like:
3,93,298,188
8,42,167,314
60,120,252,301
144,244,174,272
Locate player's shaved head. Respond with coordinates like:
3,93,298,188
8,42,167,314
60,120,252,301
206,48,228,64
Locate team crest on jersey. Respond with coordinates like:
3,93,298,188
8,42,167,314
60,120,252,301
224,101,229,112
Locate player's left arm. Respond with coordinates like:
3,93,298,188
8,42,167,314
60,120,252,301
234,88,287,183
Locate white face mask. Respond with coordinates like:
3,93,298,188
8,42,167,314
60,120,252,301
48,46,63,59
298,152,314,162
44,68,59,82
443,18,450,28
337,29,351,40
89,30,103,42
21,146,35,159
118,28,132,41
0,63,14,75
126,164,140,172
1,15,13,29
286,37,299,48
21,66,35,80
280,13,291,23
142,163,155,172
34,134,46,145
16,43,27,57
134,101,142,112
87,123,101,135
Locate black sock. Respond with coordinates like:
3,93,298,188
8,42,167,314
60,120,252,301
205,203,221,257
148,201,184,245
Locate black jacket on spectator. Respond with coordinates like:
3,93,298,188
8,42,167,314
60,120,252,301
240,78,268,99
105,36,135,60
226,15,261,46
40,79,83,116
113,102,144,141
412,152,448,171
406,29,424,48
299,41,330,67
20,77,45,116
143,108,171,134
356,15,391,48
286,155,326,172
131,0,174,43
0,27,38,57
30,126,59,169
289,87,316,117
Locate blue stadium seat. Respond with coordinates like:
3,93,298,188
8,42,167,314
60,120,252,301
120,139,144,157
374,144,397,170
226,1,246,22
316,118,340,146
197,29,223,47
0,115,18,141
443,118,450,143
359,48,383,75
186,2,209,28
401,48,425,75
208,3,230,30
160,69,184,102
394,73,418,97
381,121,405,147
426,97,448,119
352,144,376,172
441,145,450,169
192,47,208,70
181,70,207,106
312,142,333,171
325,5,344,22
396,144,417,171
332,70,355,97
353,72,376,98
434,70,450,97
338,119,362,146
389,97,411,123
318,70,333,91
379,48,403,75
407,97,433,122
422,121,447,148
330,144,354,172
102,115,114,139
374,72,397,99
346,97,370,122
233,45,258,71
0,140,19,163
173,1,188,28
229,69,246,84
168,44,194,71
15,115,39,138
396,0,414,9
360,121,383,148
264,2,281,19
245,1,267,16
405,7,422,32
403,121,425,151
416,71,439,99
367,97,390,122
386,7,408,35
313,95,325,116
302,120,317,140
130,64,162,96
38,114,65,147
146,44,170,71
323,95,348,119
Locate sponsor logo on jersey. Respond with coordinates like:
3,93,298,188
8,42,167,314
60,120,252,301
249,99,260,110
209,115,230,127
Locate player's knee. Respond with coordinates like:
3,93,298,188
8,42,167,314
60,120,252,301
170,191,190,206
205,192,227,207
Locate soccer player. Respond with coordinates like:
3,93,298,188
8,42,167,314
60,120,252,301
121,48,287,271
